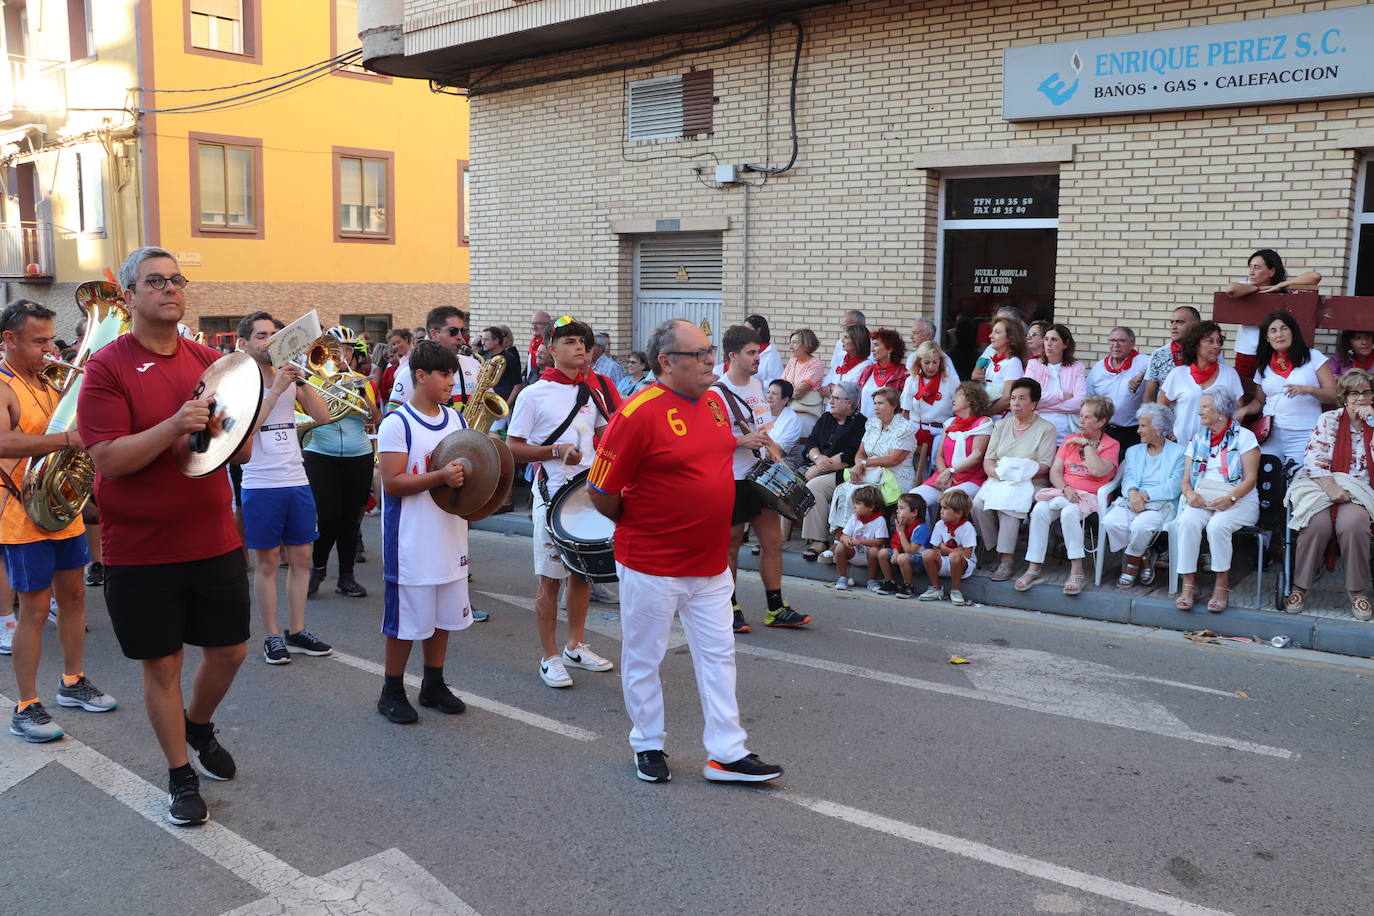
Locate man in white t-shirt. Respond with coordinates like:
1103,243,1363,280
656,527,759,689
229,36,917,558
507,318,616,689
717,326,812,634
1087,326,1147,451
828,309,867,371
386,306,481,416
746,314,784,386
239,312,335,665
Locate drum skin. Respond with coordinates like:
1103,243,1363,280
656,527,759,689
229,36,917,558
546,469,618,583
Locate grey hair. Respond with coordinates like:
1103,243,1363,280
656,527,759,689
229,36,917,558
593,331,611,347
845,310,867,325
118,246,176,291
835,380,860,403
912,317,935,335
1201,384,1238,419
1113,326,1136,343
645,319,683,371
1135,402,1173,434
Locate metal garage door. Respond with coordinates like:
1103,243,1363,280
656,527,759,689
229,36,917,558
632,233,723,350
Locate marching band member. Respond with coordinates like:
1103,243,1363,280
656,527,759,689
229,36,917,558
386,306,480,414
506,317,616,688
1,300,114,744
588,319,784,784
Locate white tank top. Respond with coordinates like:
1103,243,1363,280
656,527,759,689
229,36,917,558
241,383,309,489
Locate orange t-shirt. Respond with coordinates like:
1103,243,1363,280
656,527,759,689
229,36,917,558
0,364,85,545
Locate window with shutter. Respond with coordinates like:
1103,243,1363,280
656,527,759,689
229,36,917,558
627,71,714,141
188,0,252,57
637,235,723,292
190,133,263,238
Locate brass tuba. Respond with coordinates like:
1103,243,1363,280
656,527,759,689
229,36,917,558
22,280,131,531
461,354,510,434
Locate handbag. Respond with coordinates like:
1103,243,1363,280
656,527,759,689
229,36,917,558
793,388,824,417
844,465,903,505
1249,414,1272,443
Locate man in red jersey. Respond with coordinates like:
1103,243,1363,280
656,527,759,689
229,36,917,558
587,318,783,786
78,247,254,827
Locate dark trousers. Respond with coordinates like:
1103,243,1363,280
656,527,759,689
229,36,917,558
303,452,374,577
1106,423,1141,453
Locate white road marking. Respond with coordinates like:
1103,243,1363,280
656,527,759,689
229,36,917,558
476,590,689,650
783,795,1237,916
0,693,482,915
328,649,597,742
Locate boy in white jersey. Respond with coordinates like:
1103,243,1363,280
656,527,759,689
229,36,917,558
238,312,336,665
506,318,616,688
375,341,472,723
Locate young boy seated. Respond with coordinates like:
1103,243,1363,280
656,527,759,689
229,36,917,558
875,493,930,599
920,489,977,606
832,486,888,591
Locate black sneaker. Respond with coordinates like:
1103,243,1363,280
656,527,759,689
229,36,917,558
764,603,812,628
732,607,751,634
417,681,466,715
378,690,418,724
635,750,671,783
284,629,333,656
354,542,367,564
894,583,915,599
167,770,208,826
307,566,325,598
263,635,291,665
703,753,783,783
185,718,236,781
876,579,899,596
335,575,367,598
84,561,104,588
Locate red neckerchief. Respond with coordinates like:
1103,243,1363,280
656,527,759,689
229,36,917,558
837,354,863,376
540,367,582,385
914,371,942,405
1332,409,1374,475
942,517,966,548
528,335,541,361
855,511,880,525
1353,353,1374,372
1269,351,1293,378
1170,341,1184,366
862,360,906,391
1189,361,1219,387
1209,420,1233,449
1104,350,1139,374
945,414,983,435
539,366,617,417
989,350,1008,373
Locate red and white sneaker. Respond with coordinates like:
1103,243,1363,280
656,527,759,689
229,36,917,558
703,753,783,783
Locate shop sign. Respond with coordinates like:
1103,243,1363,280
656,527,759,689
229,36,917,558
1003,5,1373,121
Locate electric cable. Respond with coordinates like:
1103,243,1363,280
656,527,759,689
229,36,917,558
137,49,362,93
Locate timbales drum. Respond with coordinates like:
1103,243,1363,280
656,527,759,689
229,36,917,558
743,457,815,523
546,469,618,583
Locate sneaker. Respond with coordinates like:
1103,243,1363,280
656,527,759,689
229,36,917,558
47,598,58,624
354,542,367,564
950,590,971,607
634,750,671,783
185,719,236,781
764,604,811,628
334,575,367,598
589,582,618,604
818,550,836,565
732,607,751,634
562,642,614,672
894,584,915,599
876,580,899,596
417,680,466,714
833,576,849,591
84,561,104,587
284,629,333,656
866,579,884,593
472,610,491,623
9,702,63,743
0,620,12,655
539,655,573,688
377,690,419,724
166,769,208,826
56,676,117,712
263,635,292,665
918,586,944,601
307,567,325,598
703,753,783,783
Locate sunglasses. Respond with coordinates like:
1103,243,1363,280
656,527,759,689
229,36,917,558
441,326,468,338
553,315,576,329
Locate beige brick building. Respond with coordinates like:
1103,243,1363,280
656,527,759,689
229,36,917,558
361,0,1374,366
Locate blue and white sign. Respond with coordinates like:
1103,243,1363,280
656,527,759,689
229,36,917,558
1004,5,1374,121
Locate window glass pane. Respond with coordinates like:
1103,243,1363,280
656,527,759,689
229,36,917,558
462,168,469,240
1355,225,1374,296
364,159,386,233
225,147,253,228
339,158,361,232
78,151,104,233
199,144,226,226
945,175,1059,220
1363,169,1374,215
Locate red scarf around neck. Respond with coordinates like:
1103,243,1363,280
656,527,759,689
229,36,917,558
945,414,983,435
540,367,583,385
989,349,1009,373
914,371,942,405
942,517,967,547
1352,352,1374,372
1209,420,1233,448
1170,341,1185,366
855,511,880,525
1189,361,1220,387
837,353,864,376
1104,350,1139,374
1269,351,1294,378
1332,409,1374,475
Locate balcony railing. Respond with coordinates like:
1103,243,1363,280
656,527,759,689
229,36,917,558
0,222,55,280
1,55,68,124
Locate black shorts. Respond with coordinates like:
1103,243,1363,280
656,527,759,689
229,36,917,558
731,479,770,526
104,549,251,660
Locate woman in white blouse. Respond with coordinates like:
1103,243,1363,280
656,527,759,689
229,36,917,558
902,340,957,476
1232,311,1336,467
1160,321,1243,447
821,324,874,400
971,317,1026,415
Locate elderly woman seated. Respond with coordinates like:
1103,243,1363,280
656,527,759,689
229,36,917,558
1013,396,1121,596
1103,403,1186,588
910,381,994,521
799,381,867,561
1174,385,1261,613
825,386,916,540
1284,368,1374,622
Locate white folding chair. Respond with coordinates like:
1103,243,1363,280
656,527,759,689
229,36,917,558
1086,463,1126,586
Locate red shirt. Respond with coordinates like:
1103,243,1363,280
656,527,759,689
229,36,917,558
77,334,240,566
588,383,735,577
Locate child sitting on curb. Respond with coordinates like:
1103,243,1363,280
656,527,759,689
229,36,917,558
832,486,888,591
921,489,977,606
875,493,930,599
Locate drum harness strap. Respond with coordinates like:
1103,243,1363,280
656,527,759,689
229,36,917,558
712,382,766,459
535,380,614,504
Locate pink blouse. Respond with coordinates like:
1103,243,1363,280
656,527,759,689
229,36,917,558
783,356,826,393
1057,435,1120,493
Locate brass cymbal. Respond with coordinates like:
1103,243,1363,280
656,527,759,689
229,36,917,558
428,428,506,518
175,352,264,478
464,437,515,522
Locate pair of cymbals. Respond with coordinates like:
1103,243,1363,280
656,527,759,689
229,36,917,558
175,352,264,478
428,429,514,521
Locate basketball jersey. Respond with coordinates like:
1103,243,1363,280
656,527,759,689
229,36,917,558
378,403,470,586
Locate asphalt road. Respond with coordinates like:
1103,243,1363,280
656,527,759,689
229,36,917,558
2,518,1372,916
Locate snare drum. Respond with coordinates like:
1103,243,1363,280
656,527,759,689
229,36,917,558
743,457,815,523
545,469,618,583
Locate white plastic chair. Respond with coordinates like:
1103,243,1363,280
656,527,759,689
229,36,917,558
1085,463,1126,586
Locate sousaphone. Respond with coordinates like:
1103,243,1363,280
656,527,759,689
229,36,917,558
427,429,514,522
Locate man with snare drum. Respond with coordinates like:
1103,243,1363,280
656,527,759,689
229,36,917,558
506,317,616,689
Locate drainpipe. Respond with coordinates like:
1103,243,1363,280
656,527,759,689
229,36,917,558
741,180,749,319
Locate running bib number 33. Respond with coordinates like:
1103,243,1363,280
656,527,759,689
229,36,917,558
666,408,687,437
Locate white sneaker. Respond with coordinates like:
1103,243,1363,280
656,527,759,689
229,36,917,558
819,550,835,565
539,656,573,688
47,598,58,625
0,620,12,655
867,580,884,593
833,577,849,591
562,642,613,672
950,590,970,606
918,586,944,601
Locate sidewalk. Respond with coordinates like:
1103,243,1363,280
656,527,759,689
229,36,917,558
476,483,1374,659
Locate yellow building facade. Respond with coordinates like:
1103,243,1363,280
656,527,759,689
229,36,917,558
2,0,470,342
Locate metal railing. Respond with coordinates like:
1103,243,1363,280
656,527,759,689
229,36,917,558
2,55,68,123
0,222,55,279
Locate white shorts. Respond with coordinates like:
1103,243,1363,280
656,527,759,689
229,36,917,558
930,552,968,578
382,578,473,640
531,498,569,580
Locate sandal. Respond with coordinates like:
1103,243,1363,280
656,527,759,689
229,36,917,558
990,562,1012,582
1175,583,1198,610
801,547,820,562
1207,585,1230,613
1283,588,1307,615
1139,549,1157,586
1013,570,1042,592
1351,592,1373,622
1116,557,1141,589
1062,573,1087,596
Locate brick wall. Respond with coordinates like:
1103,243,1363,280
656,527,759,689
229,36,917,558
464,0,1374,362
181,281,470,339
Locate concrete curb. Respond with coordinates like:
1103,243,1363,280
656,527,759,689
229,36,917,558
471,516,1374,659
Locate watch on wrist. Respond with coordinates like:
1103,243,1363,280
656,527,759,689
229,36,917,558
551,445,560,460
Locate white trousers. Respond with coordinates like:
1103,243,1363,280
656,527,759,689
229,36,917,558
617,564,749,762
1102,504,1167,556
1173,501,1259,574
971,493,1023,556
1026,496,1092,563
911,480,981,527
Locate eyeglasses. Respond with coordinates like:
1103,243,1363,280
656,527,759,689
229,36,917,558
1108,338,1131,344
664,346,717,364
1347,389,1374,399
143,274,188,291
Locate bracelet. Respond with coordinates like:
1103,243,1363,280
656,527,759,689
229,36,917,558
551,445,560,460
